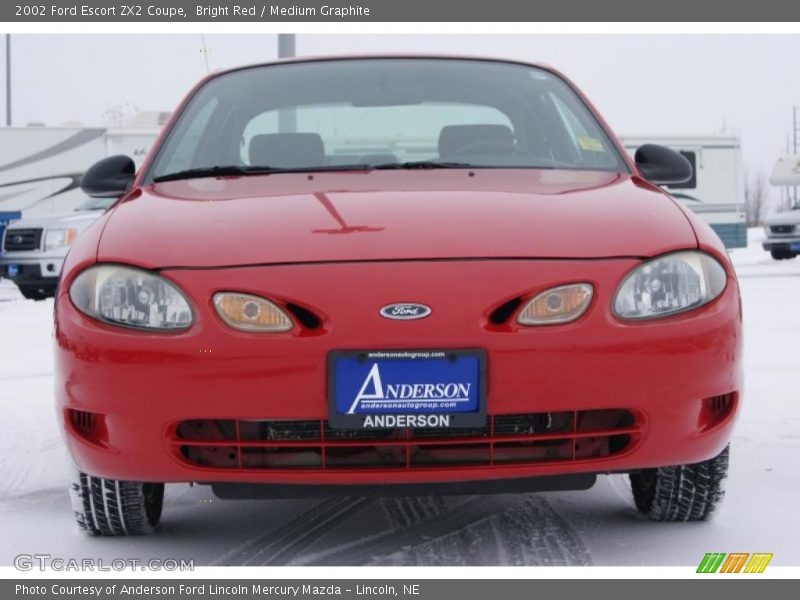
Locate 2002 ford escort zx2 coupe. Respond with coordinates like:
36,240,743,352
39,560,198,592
57,56,742,535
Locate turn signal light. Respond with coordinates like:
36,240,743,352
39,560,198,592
213,292,293,332
516,283,593,326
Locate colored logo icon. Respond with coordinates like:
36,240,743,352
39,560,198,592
697,553,773,573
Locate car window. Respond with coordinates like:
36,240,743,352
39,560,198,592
155,96,218,176
146,59,628,180
549,93,620,170
240,103,513,165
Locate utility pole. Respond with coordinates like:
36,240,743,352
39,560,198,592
793,106,798,207
784,135,790,210
277,34,296,134
278,33,295,59
5,34,10,126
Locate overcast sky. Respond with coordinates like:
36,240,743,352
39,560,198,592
2,34,799,199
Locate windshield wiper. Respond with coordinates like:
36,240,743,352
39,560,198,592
152,161,478,183
372,160,475,170
153,165,277,183
152,163,373,183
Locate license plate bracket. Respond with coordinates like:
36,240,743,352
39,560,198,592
327,349,486,430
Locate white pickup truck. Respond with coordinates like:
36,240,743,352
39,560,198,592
0,197,113,299
765,154,800,260
761,207,800,260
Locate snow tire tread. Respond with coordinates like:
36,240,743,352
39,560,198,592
69,468,163,536
629,445,729,522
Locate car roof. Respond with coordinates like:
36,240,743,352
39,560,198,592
206,54,558,81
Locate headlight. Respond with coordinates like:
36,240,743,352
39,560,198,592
613,251,727,320
69,264,193,330
45,228,77,250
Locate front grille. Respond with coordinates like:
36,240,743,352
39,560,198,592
3,228,43,251
770,224,796,235
172,409,640,471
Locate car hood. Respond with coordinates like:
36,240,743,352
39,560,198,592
765,209,800,226
98,169,697,268
7,211,102,230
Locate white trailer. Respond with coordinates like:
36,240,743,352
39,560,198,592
770,153,800,187
620,134,747,249
0,117,164,220
0,126,106,220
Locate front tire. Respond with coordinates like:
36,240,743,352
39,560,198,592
18,284,53,300
69,467,164,535
629,445,729,521
770,249,795,260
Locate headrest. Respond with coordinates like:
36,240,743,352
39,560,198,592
248,133,325,168
438,124,514,157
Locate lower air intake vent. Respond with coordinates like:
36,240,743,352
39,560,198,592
67,409,107,446
703,392,736,428
173,409,640,471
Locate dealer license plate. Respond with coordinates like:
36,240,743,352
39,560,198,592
328,349,486,429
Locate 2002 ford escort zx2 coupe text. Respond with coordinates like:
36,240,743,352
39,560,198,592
56,56,742,535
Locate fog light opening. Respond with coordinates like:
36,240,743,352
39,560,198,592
702,392,736,429
67,409,108,447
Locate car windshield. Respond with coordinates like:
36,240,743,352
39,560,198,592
145,58,628,182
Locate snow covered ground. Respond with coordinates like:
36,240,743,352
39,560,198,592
1,229,798,567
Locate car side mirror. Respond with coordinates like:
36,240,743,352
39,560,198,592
80,155,136,198
634,144,693,186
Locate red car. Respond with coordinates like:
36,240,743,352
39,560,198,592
57,56,741,535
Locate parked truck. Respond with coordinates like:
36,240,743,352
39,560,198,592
763,153,800,260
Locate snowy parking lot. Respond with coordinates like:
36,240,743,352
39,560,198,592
1,229,798,567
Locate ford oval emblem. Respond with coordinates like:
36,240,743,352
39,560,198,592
379,303,432,320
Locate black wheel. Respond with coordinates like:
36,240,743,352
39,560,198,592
629,445,729,521
18,284,53,300
770,249,792,260
69,467,164,535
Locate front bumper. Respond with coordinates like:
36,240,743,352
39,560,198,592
55,259,742,486
762,236,800,251
1,257,64,284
